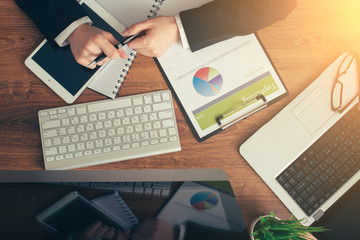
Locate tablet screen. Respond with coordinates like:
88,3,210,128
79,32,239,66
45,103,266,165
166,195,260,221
31,3,124,96
43,195,121,238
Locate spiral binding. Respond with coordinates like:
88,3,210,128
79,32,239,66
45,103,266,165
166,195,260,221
115,195,139,224
112,50,137,95
148,0,164,18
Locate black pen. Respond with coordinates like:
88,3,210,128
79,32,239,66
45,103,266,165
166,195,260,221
88,32,145,67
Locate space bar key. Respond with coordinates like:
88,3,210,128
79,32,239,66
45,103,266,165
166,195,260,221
88,99,132,113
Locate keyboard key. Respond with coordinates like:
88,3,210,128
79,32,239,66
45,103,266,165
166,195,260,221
42,120,61,129
307,195,318,206
162,92,170,101
153,102,171,111
45,147,58,156
305,173,314,183
168,128,177,135
75,152,83,158
144,95,152,104
162,119,175,127
49,110,57,115
133,96,143,105
313,179,322,188
306,185,316,195
289,178,297,186
295,180,307,192
300,191,309,200
169,136,178,142
43,129,57,138
294,170,305,180
76,106,87,115
300,202,310,212
159,110,173,119
153,93,161,102
67,107,75,116
88,98,131,113
289,189,298,198
40,111,49,117
295,196,304,204
315,188,325,198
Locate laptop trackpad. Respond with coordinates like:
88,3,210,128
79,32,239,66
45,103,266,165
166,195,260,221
292,87,335,134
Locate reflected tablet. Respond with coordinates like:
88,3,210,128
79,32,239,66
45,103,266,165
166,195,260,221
36,191,123,239
24,0,126,103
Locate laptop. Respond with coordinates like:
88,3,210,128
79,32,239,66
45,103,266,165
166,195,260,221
240,52,360,236
0,169,250,240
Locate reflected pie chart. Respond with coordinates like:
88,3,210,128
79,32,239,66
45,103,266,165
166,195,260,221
190,191,218,210
193,67,223,97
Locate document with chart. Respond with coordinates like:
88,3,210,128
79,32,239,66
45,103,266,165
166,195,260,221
156,34,288,141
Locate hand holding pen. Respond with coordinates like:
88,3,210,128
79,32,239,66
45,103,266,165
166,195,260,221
67,24,145,69
67,16,179,68
88,32,146,67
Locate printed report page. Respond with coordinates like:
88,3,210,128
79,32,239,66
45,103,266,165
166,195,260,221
157,34,287,138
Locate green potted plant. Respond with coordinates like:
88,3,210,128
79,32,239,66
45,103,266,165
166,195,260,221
250,212,328,240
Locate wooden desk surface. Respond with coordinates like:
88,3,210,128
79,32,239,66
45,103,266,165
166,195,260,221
0,0,359,228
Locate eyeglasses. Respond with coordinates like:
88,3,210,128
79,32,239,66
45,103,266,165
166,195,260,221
331,52,359,113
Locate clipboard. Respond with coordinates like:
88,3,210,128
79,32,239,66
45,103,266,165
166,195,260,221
155,33,288,142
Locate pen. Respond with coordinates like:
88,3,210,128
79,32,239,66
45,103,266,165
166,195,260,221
88,32,145,67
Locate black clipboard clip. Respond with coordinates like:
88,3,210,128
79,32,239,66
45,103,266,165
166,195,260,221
216,95,267,130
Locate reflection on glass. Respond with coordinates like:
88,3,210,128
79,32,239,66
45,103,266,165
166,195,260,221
0,181,250,240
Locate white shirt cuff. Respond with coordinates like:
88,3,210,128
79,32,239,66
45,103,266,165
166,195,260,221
174,14,190,49
178,224,187,240
55,16,93,47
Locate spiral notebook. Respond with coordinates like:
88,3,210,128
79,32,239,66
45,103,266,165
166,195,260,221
94,0,165,28
87,45,136,98
84,0,140,99
91,191,139,230
89,0,165,98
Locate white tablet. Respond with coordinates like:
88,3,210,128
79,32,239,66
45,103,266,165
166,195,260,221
36,191,125,239
25,0,126,103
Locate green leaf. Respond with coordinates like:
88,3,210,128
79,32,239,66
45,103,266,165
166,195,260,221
252,211,329,240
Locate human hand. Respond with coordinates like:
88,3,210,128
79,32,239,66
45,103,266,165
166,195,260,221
67,24,127,69
122,16,180,57
130,218,178,240
73,221,130,240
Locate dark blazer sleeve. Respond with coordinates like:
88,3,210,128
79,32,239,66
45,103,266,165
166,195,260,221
180,0,297,52
15,0,87,44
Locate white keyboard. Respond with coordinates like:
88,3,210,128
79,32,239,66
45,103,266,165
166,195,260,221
38,90,181,170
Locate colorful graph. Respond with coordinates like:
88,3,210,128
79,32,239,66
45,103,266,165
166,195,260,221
193,67,223,97
190,191,218,210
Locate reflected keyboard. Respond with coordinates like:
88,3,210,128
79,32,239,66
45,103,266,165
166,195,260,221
48,181,173,197
38,90,181,169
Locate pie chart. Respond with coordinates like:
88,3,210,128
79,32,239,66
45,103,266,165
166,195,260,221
190,191,218,210
193,67,223,97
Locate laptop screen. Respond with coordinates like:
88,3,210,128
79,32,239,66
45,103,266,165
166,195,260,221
312,180,360,239
0,170,250,240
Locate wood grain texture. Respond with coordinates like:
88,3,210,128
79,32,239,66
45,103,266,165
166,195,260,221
0,0,359,228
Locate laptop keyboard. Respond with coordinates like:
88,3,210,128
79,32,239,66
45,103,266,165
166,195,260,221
276,103,360,216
